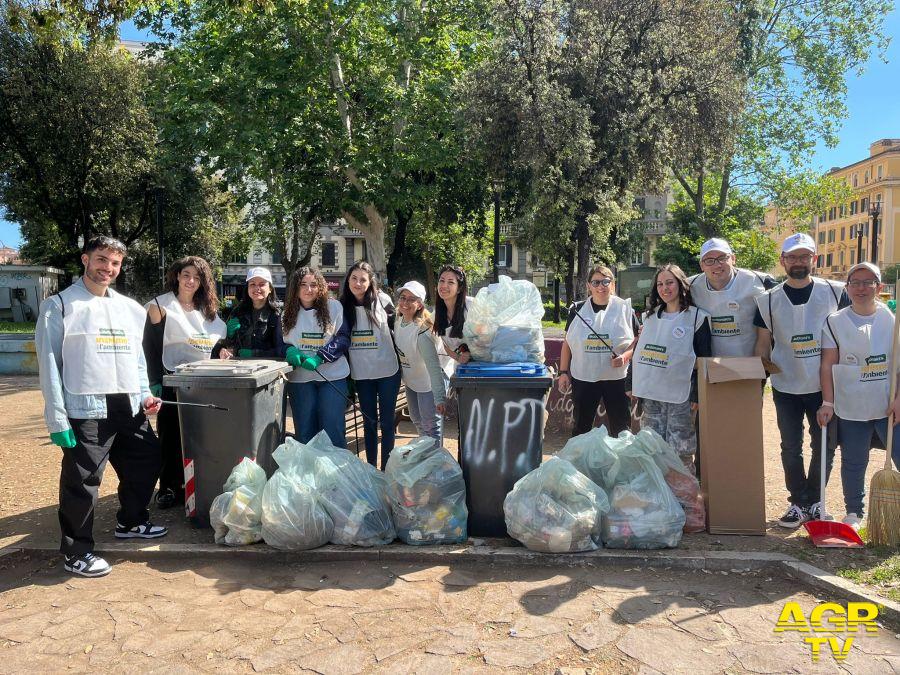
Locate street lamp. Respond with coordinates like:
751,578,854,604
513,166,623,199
492,178,503,284
870,200,882,267
155,186,165,289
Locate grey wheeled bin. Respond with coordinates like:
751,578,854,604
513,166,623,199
451,363,553,537
163,359,291,527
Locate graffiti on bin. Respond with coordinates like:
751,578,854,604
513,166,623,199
544,380,642,434
463,397,543,475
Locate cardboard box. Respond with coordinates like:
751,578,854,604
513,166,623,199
697,357,767,535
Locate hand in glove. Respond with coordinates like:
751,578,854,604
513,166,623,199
50,429,77,448
286,346,305,367
150,383,162,397
237,348,253,358
226,317,242,338
301,354,324,371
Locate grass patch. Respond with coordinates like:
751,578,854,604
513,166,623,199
542,320,566,330
837,550,900,603
0,321,36,334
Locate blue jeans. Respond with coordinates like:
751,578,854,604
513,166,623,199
838,417,900,517
407,389,443,444
287,379,348,449
772,389,835,507
354,371,402,469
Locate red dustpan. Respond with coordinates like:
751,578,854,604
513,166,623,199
803,427,865,548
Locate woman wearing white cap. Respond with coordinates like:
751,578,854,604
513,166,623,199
817,262,900,530
394,281,447,442
212,267,285,360
144,256,226,509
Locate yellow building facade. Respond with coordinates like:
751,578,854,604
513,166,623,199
814,139,900,280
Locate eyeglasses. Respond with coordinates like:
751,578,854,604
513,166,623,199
783,254,814,264
397,295,420,303
847,279,879,289
701,255,730,266
589,278,613,288
298,283,318,291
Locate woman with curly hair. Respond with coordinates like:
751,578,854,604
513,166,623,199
340,261,401,469
283,266,350,447
143,256,226,509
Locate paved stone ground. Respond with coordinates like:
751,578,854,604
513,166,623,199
1,551,898,674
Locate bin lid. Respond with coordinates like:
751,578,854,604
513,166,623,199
163,359,291,389
455,362,548,377
451,373,554,389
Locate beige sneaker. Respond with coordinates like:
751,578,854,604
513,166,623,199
841,513,862,531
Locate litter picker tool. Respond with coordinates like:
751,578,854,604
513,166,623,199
568,302,619,357
803,424,864,548
867,302,900,546
312,365,377,426
160,400,229,411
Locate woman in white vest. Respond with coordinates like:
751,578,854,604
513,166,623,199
433,265,475,377
144,256,225,509
817,262,900,530
339,261,402,469
558,265,638,437
394,281,447,442
282,266,350,448
631,264,712,471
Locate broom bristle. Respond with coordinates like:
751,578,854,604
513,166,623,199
867,467,900,547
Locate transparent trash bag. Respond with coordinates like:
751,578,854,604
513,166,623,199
385,437,468,545
556,426,622,491
260,437,334,550
503,457,609,553
631,428,705,533
294,431,395,546
208,457,267,546
463,275,545,363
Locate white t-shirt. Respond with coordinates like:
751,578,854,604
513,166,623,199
822,308,875,348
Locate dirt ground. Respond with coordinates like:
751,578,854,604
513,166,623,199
0,376,894,592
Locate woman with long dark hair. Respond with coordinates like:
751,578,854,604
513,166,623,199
212,267,284,360
283,266,350,447
630,264,711,473
340,261,401,469
432,265,475,376
144,256,226,508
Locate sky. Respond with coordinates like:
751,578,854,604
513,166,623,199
2,11,899,250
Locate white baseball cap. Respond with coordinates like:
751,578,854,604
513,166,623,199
781,233,816,255
846,262,881,282
398,280,427,301
246,267,273,284
699,238,733,258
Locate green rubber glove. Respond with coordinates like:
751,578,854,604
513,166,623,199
50,429,77,448
237,348,253,358
301,354,324,371
226,317,242,339
285,346,304,367
150,383,162,397
888,299,896,314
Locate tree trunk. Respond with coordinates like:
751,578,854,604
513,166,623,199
386,208,411,286
343,209,387,276
564,248,575,308
574,205,592,301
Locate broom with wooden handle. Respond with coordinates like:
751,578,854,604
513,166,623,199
867,302,900,547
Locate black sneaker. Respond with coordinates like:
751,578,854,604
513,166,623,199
777,504,809,529
64,553,111,577
115,521,168,539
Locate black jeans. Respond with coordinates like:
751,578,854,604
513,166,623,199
570,377,631,437
60,395,161,556
772,388,835,508
156,384,184,494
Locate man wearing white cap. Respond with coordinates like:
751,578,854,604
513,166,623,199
688,237,777,357
754,232,849,528
212,267,285,359
817,262,900,530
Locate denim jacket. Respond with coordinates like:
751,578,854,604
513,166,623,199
35,278,151,433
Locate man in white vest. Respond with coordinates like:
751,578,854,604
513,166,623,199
754,233,849,528
688,238,776,357
35,236,168,578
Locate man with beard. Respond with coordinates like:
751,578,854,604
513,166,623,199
754,233,849,528
35,236,168,577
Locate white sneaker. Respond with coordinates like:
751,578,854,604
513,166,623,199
842,513,863,531
64,552,111,578
807,502,832,521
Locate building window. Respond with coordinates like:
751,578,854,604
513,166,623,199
850,250,855,265
321,242,336,267
876,193,882,206
630,248,644,266
271,250,282,264
826,253,833,266
253,249,263,264
840,227,845,241
497,243,513,268
853,173,858,188
818,231,826,244
864,169,869,184
817,254,825,267
861,197,869,212
840,250,845,266
828,207,836,220
839,205,845,218
878,165,883,180
827,229,835,243
850,201,857,215
849,224,856,239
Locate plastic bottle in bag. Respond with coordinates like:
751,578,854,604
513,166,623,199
209,457,267,546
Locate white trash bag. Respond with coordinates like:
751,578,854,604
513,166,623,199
503,457,609,553
463,275,545,363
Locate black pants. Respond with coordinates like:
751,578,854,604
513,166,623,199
60,395,161,556
772,388,835,507
571,377,631,437
157,384,185,494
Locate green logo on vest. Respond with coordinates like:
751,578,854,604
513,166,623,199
866,354,887,365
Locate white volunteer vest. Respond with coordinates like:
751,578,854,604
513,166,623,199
284,298,351,384
565,295,634,382
395,318,434,393
59,283,147,395
827,305,894,421
150,292,226,372
633,307,708,404
347,292,399,380
438,296,475,377
757,278,842,394
689,269,767,357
